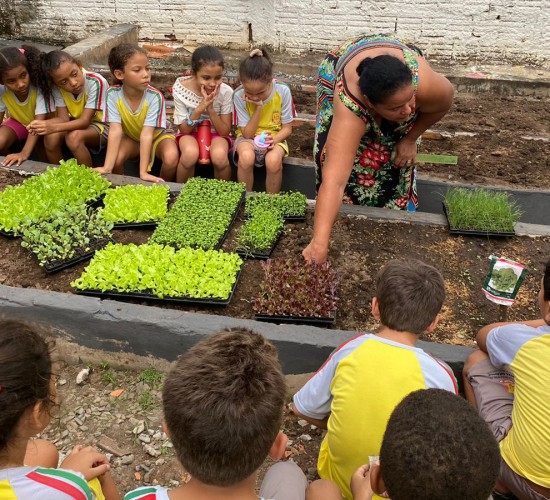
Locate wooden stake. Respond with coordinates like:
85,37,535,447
498,304,508,322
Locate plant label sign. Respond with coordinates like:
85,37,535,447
482,255,528,306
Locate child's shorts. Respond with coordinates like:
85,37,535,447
88,122,110,154
175,131,233,149
231,137,289,168
1,118,28,142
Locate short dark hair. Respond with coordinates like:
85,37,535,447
376,259,445,335
191,45,224,73
0,320,55,451
356,55,413,105
381,389,500,500
239,48,273,82
543,260,550,301
162,328,286,486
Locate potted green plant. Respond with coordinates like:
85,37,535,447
254,258,338,325
72,243,243,305
443,188,522,236
101,184,170,228
20,205,113,272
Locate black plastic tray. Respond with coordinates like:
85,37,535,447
0,228,16,238
236,231,282,260
243,212,306,223
36,238,114,273
113,221,159,229
75,269,242,306
255,312,336,327
442,203,516,237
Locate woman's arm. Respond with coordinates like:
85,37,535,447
303,96,365,263
393,62,454,167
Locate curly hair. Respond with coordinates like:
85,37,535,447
380,389,500,500
0,44,43,89
162,328,286,486
108,43,148,85
0,320,56,452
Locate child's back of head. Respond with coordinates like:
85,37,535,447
379,389,500,500
0,320,55,452
162,328,286,487
376,258,445,335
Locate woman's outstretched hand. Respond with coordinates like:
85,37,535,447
302,240,328,264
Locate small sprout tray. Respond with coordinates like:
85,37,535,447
36,238,114,274
442,203,516,238
75,270,242,306
244,212,306,223
235,231,282,260
255,311,336,327
213,190,246,251
110,193,175,229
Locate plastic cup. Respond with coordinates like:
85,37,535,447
253,132,269,168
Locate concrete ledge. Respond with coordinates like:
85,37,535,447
64,24,138,67
0,284,472,387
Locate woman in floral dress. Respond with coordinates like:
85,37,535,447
304,34,454,263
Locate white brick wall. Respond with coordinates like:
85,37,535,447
9,0,549,65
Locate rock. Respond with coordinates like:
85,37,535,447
143,444,161,457
155,458,165,466
139,434,151,444
58,379,67,386
97,435,132,457
297,419,308,427
120,454,135,465
132,421,146,435
76,368,90,385
299,434,312,442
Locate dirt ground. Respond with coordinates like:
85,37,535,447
0,168,548,347
287,92,550,190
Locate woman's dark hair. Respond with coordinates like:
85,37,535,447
108,42,148,85
0,321,55,451
191,45,224,73
37,50,81,104
356,55,413,105
0,44,43,89
239,48,273,82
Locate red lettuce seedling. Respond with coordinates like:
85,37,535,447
254,258,338,318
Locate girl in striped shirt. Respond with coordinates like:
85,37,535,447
0,321,120,500
27,50,109,168
0,45,53,167
94,43,179,183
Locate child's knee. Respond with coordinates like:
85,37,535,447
65,130,83,149
210,145,229,168
237,148,255,169
265,154,283,174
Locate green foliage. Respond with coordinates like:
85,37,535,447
71,243,243,300
20,205,113,266
102,369,117,385
101,184,170,223
237,209,284,253
138,367,163,388
444,188,522,233
491,267,519,290
0,159,110,234
245,191,307,219
150,177,245,250
138,389,155,411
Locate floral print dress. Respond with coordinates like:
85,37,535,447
314,34,422,210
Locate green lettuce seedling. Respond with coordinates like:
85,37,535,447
101,184,170,223
237,209,284,254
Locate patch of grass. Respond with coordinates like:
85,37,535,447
102,369,117,386
138,367,163,388
138,389,156,411
444,188,522,233
99,361,110,370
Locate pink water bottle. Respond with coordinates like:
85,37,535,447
197,120,211,165
253,132,269,168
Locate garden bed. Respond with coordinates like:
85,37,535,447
287,92,549,190
1,169,549,347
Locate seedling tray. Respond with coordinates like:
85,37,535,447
255,311,336,327
243,212,305,223
236,231,282,260
36,238,114,273
442,203,516,238
75,269,242,306
213,190,246,251
0,228,16,238
113,221,159,229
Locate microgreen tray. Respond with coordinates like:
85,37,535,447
75,269,242,306
244,213,306,223
113,221,159,229
443,203,516,237
236,231,282,260
36,238,114,274
213,190,246,251
254,311,336,327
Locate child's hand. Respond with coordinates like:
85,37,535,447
201,84,219,110
243,94,263,107
27,120,56,136
262,132,275,149
92,166,113,175
350,464,375,500
140,172,164,183
2,152,28,167
60,445,111,481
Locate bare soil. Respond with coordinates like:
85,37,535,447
287,92,550,190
